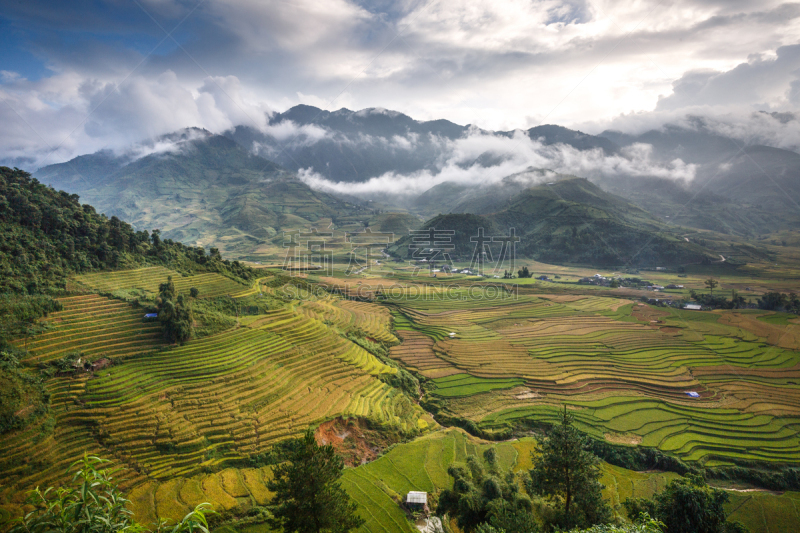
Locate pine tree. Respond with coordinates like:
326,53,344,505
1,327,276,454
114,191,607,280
528,406,612,530
267,430,365,533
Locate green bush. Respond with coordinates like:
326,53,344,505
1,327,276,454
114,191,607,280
7,455,213,533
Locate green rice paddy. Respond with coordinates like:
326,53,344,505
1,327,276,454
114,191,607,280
430,374,525,397
2,261,800,532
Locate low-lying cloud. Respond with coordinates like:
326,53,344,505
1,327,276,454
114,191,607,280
120,128,213,161
297,130,697,197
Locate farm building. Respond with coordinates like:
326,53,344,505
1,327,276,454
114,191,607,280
684,304,702,310
405,491,429,513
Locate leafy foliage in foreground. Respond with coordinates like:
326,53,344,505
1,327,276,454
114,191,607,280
566,514,665,533
0,167,259,294
473,513,665,533
7,455,213,533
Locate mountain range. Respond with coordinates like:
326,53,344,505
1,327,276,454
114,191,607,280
32,104,800,265
388,177,711,267
225,105,800,234
34,129,375,258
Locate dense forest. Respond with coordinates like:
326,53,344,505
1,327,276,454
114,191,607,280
0,166,257,295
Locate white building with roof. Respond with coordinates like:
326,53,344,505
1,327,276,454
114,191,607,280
406,491,429,513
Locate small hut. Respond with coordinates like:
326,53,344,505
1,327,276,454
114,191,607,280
405,491,429,513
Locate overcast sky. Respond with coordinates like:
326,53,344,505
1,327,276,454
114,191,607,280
1,0,799,169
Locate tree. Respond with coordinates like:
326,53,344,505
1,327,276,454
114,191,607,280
267,429,364,533
0,167,258,295
151,229,162,248
704,278,718,296
789,292,800,315
157,277,194,344
486,499,539,533
624,474,748,533
159,276,177,303
438,449,535,533
527,407,612,530
518,266,532,279
729,290,745,309
757,292,788,311
8,455,212,533
189,287,200,298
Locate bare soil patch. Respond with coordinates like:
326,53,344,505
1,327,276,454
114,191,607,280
632,305,670,324
604,432,642,446
315,418,399,466
514,389,542,400
421,367,464,378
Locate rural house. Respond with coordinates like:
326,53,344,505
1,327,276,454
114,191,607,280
405,491,429,513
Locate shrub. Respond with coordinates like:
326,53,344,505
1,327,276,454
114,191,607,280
8,455,213,533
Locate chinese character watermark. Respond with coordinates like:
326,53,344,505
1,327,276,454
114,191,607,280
283,228,334,275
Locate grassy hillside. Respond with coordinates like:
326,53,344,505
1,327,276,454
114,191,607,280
390,177,712,267
0,166,257,294
595,174,799,237
34,133,376,258
97,429,800,533
409,169,547,218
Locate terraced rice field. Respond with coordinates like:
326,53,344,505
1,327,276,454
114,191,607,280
4,267,800,532
73,308,428,480
0,374,141,514
0,302,433,516
298,297,398,343
125,466,276,527
74,266,258,298
13,294,165,364
388,330,459,378
389,292,800,465
341,429,800,533
341,429,515,533
430,374,525,397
